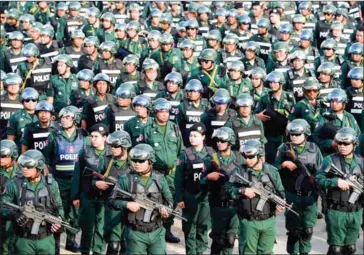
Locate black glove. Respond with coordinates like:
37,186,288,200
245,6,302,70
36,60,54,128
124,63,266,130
15,213,30,227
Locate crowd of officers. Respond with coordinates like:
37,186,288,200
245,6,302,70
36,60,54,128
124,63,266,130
0,1,363,255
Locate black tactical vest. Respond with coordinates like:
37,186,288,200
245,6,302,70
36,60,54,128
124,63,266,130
138,80,165,100
110,104,136,131
99,59,123,87
232,116,262,149
0,96,23,138
26,121,59,153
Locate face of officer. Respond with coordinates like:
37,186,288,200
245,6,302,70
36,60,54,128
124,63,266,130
290,133,305,145
225,43,236,53
0,154,13,169
148,38,160,50
217,15,225,23
161,43,172,52
135,105,148,118
29,28,40,41
23,98,37,111
22,166,40,179
7,17,17,27
350,79,363,89
38,2,48,9
166,81,179,93
187,90,201,101
200,59,214,70
95,81,108,95
293,22,304,31
293,58,305,71
90,131,107,150
73,37,84,48
269,81,281,93
6,84,20,95
80,80,91,90
351,53,363,63
251,77,262,88
125,63,136,73
60,114,75,129
85,43,96,55
116,30,126,40
57,62,70,76
355,30,363,43
102,19,113,30
245,49,256,60
304,88,319,100
252,5,263,18
215,103,228,114
88,15,97,25
300,39,311,49
323,48,335,58
332,28,342,38
40,34,52,45
280,32,290,42
189,131,205,146
318,72,332,84
144,68,158,82
243,153,259,168
337,141,355,157
216,139,229,151
102,50,112,60
26,56,38,64
10,39,22,50
186,26,198,37
117,97,132,107
37,110,52,124
131,158,151,175
238,105,252,117
21,20,31,30
155,109,169,124
127,28,137,39
269,13,280,25
57,9,66,18
274,49,288,62
69,10,80,18
130,10,140,20
330,100,345,113
229,69,242,81
182,47,193,59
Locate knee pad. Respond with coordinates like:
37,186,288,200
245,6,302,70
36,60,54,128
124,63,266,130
342,245,356,255
287,230,300,245
226,233,236,248
108,242,120,252
328,245,342,255
301,227,313,241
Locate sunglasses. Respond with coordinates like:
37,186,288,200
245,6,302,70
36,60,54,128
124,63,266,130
0,155,10,159
306,89,319,93
131,159,147,164
216,139,228,144
186,27,197,30
24,99,38,103
200,59,211,63
322,48,333,51
324,13,333,16
290,133,303,137
242,153,256,159
337,141,352,146
111,144,122,148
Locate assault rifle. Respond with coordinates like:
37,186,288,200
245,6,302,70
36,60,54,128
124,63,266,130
113,186,187,222
325,163,364,204
230,172,299,216
84,167,118,185
1,200,79,235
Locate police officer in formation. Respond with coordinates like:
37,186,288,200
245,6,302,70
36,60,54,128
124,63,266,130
0,1,363,255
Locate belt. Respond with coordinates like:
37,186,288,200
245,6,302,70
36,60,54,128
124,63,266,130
129,223,161,233
216,200,235,208
16,231,51,240
328,203,361,213
244,213,274,221
294,190,312,196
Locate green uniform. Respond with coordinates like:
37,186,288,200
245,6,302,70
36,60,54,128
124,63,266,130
34,9,52,24
288,98,323,132
251,87,270,107
180,56,200,82
96,28,116,43
175,146,216,254
1,175,64,255
315,153,363,248
255,91,296,163
228,162,285,254
119,38,148,57
275,142,323,254
223,79,253,101
124,116,154,147
150,48,183,77
313,55,349,83
201,151,242,254
82,23,99,37
312,111,361,156
82,93,115,130
6,109,38,153
108,171,173,255
46,74,80,114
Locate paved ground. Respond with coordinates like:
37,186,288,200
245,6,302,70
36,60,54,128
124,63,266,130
60,204,363,254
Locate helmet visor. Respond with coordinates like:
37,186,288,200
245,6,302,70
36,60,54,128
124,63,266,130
17,155,37,168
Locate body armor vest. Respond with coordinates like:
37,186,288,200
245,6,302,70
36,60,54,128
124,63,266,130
253,36,273,62
66,17,83,34
206,108,236,135
26,122,58,153
287,69,314,101
99,59,123,87
87,94,115,127
346,87,363,123
138,80,165,100
5,49,25,72
110,104,136,131
163,91,183,121
65,46,83,68
272,61,291,74
183,98,209,129
232,116,262,148
0,96,23,138
27,60,52,93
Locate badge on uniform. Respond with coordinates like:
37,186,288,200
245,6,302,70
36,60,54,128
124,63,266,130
290,107,295,113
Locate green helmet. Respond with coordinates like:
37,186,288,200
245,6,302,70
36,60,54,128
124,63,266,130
185,79,204,93
273,42,290,53
84,36,100,48
185,19,199,28
292,14,306,24
179,39,195,50
54,54,73,67
116,82,136,98
40,25,54,38
245,41,260,53
286,119,311,136
160,33,174,44
147,30,162,41
4,73,22,86
239,14,251,25
187,2,199,12
106,130,132,148
71,29,85,39
99,41,117,54
320,38,337,51
129,144,156,163
128,3,140,12
227,9,238,18
240,140,264,157
56,2,68,11
132,95,152,110
8,31,25,41
21,87,39,102
30,22,43,32
199,48,217,62
323,4,337,14
153,98,171,112
101,12,116,25
211,88,231,105
348,42,363,55
228,60,245,72
249,67,266,80
290,50,307,62
223,33,239,44
18,149,45,171
236,93,254,108
126,20,141,32
205,29,222,42
299,1,312,10
160,13,172,24
317,62,335,75
198,5,211,14
59,105,81,124
327,88,348,104
142,58,159,71
334,127,358,145
7,9,20,20
215,8,227,17
77,69,95,82
21,43,40,57
299,30,314,42
336,8,349,18
20,14,35,23
115,23,127,32
1,139,18,159
347,67,363,80
68,2,82,11
257,18,271,30
123,54,140,67
303,77,321,91
331,21,344,30
279,24,293,34
35,100,54,115
176,21,186,32
151,9,162,18
265,71,285,84
164,72,183,86
212,127,236,145
93,73,111,85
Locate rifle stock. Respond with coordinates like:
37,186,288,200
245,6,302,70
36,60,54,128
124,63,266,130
84,167,118,185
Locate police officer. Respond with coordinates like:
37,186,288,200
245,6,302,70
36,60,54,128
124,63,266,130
140,30,162,65
119,21,148,57
124,95,154,147
6,87,39,153
293,30,319,70
71,123,110,255
141,98,184,243
103,82,137,132
62,30,86,70
46,54,79,114
77,36,100,72
81,73,115,131
205,30,223,64
108,143,173,254
17,43,52,98
236,14,254,50
224,60,252,103
266,42,291,75
114,54,141,91
221,33,243,67
0,73,23,139
313,89,361,157
344,43,363,87
5,31,25,73
1,149,64,255
256,71,296,164
50,2,70,46
44,105,89,252
0,139,21,255
315,127,363,255
175,122,216,255
327,22,349,57
65,2,85,34
38,25,60,61
227,140,285,254
316,62,340,105
242,41,266,76
179,39,200,83
176,79,210,146
71,69,96,110
136,58,164,100
275,119,323,255
315,4,336,49
202,127,242,254
249,67,270,107
346,67,363,131
21,100,58,154
97,12,116,43
82,7,101,38
156,71,185,123
102,130,132,255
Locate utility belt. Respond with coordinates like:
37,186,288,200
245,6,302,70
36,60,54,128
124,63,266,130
127,220,162,233
154,166,176,175
242,212,275,221
286,188,313,197
211,200,235,208
328,202,362,213
15,228,52,240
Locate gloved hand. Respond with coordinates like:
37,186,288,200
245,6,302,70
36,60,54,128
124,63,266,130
15,213,30,227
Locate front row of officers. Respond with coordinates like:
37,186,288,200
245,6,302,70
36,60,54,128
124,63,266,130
1,104,363,255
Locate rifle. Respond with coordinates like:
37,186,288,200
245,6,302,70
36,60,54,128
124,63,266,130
84,167,118,185
230,172,299,217
113,186,187,222
325,163,364,204
1,200,79,235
